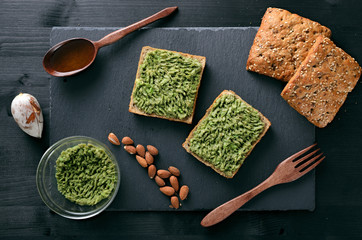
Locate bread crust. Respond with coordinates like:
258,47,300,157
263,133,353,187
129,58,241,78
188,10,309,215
281,36,362,128
246,7,331,82
182,90,271,178
129,46,206,124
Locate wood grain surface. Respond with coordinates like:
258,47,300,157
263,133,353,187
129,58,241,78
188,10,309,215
1,0,362,239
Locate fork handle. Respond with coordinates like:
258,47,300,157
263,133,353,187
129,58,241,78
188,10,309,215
201,178,276,227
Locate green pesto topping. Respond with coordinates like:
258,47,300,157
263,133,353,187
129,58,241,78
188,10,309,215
132,49,202,120
189,93,265,177
55,143,117,206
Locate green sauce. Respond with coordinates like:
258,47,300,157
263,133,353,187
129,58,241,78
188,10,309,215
189,93,265,177
55,143,117,206
132,49,202,120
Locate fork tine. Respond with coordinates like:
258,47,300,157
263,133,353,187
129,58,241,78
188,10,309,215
286,143,317,162
297,153,325,173
298,156,325,176
294,148,320,166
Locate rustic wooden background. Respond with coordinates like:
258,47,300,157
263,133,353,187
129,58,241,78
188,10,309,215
1,0,361,238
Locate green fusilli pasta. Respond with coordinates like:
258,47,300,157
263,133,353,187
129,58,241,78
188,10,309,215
132,49,203,120
189,93,266,177
55,143,117,206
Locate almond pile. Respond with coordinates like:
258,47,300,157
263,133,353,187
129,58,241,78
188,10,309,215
108,133,189,209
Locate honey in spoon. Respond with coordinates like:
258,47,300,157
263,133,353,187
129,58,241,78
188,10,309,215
42,6,178,77
49,39,96,73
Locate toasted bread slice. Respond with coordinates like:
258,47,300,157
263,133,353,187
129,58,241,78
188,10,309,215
246,7,331,82
183,90,271,178
281,36,361,128
129,46,206,124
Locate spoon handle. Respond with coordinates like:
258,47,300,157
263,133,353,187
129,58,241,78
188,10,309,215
95,6,178,48
200,177,276,227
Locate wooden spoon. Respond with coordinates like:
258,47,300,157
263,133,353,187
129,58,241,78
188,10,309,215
43,6,178,77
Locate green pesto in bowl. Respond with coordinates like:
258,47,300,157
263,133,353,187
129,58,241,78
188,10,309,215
132,49,202,120
55,143,117,206
189,93,266,177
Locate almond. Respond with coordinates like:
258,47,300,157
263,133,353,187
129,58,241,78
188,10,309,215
145,151,154,165
108,133,120,145
168,166,180,176
147,145,159,156
136,144,146,157
136,155,148,168
157,169,171,179
179,185,189,200
159,186,175,196
171,196,180,209
155,176,166,187
122,136,134,145
148,165,156,179
124,145,137,154
169,176,179,192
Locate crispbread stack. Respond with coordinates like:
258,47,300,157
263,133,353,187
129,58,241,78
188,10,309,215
247,7,361,127
129,46,206,124
183,90,271,178
281,36,361,128
246,8,331,82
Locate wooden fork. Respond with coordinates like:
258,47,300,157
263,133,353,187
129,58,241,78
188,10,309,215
201,143,325,227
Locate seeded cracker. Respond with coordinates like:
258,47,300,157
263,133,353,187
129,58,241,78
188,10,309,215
281,36,361,128
246,8,331,82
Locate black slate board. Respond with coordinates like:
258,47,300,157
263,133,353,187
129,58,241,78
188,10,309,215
50,27,315,211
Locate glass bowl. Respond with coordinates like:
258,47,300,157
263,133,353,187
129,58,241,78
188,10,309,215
36,136,121,219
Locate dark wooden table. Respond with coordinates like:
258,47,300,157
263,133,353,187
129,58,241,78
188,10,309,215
1,0,361,239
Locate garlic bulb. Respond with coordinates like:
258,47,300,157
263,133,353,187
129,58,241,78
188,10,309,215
11,93,43,138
